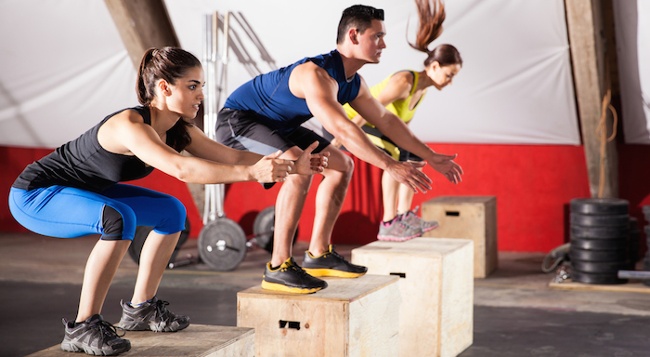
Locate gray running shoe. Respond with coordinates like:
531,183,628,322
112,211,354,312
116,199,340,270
377,215,423,242
118,297,189,332
402,206,439,233
61,314,130,356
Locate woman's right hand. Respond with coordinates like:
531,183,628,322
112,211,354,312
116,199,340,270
249,151,295,183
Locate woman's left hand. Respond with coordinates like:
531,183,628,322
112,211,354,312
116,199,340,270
294,141,329,174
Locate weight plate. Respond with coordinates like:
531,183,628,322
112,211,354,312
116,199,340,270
570,213,630,227
252,206,299,254
198,218,247,271
128,218,190,265
570,225,628,239
570,198,629,215
569,247,628,262
571,260,630,274
570,237,628,251
571,270,627,285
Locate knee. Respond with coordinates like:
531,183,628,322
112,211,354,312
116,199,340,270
285,174,313,195
154,196,187,234
334,155,354,184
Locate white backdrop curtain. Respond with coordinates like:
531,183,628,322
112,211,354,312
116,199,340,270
0,0,647,148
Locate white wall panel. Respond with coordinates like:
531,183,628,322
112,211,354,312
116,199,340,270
0,0,608,147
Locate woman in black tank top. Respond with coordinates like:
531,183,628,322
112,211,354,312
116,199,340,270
8,47,327,356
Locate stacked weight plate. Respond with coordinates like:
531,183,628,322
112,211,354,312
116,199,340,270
569,198,630,285
643,206,650,286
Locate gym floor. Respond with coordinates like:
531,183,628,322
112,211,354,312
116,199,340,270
1,232,650,357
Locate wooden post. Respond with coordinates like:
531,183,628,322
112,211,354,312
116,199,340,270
103,0,180,67
564,0,618,198
105,0,205,222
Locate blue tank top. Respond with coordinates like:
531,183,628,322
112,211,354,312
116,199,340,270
13,106,155,192
224,50,361,133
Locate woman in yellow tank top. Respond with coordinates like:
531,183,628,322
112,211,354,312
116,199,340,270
340,0,463,241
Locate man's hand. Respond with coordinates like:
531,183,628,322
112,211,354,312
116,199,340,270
385,160,432,193
428,153,463,184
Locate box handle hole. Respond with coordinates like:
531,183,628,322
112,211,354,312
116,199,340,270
279,320,301,330
445,211,460,217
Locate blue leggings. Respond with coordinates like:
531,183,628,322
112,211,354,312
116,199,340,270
8,184,186,240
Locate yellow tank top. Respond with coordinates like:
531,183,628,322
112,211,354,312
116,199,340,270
343,70,426,126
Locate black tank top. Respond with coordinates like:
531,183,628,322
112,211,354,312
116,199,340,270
13,106,155,192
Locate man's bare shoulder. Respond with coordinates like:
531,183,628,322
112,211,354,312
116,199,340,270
292,61,328,78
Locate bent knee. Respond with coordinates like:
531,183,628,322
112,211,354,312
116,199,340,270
153,196,187,234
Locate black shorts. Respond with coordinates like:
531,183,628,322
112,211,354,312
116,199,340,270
361,125,423,162
215,108,330,155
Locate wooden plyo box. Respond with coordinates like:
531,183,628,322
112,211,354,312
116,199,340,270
351,238,474,357
27,324,255,357
237,274,400,357
422,196,498,278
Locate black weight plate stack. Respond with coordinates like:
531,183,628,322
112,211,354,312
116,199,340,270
569,198,629,284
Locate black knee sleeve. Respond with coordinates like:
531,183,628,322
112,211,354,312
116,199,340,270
101,205,124,241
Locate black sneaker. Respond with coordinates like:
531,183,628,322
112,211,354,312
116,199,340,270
61,314,131,356
117,297,190,332
302,245,368,278
262,257,328,294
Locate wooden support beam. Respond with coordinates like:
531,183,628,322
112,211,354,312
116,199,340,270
105,0,204,222
564,0,619,198
104,0,180,67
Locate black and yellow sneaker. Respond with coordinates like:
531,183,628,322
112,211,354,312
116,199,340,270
262,257,327,294
302,245,368,278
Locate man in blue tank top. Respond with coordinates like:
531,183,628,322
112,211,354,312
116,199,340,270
216,4,463,294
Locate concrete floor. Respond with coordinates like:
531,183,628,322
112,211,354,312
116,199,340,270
1,233,650,356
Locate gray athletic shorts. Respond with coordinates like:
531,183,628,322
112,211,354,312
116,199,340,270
215,108,331,155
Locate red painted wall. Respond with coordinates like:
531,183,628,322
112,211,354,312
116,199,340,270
2,144,649,253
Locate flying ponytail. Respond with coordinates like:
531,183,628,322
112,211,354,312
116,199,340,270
408,0,462,67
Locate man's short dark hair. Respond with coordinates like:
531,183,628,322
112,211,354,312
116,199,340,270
336,5,385,44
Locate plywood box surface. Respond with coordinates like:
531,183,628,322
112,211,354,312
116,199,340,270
28,324,255,357
422,195,498,278
237,274,400,357
352,238,474,357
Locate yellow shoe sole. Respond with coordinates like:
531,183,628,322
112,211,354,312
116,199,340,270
261,280,324,294
302,268,367,278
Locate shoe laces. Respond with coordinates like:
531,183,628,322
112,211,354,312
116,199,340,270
91,319,126,338
317,247,346,263
279,258,311,277
152,299,173,319
287,263,313,278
